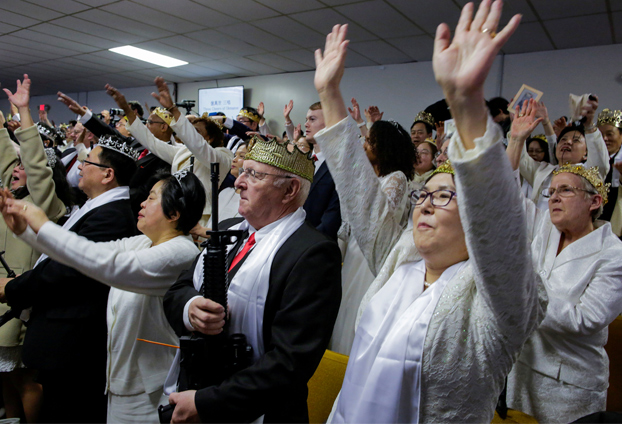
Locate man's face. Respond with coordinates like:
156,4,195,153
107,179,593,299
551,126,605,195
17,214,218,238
416,143,435,172
555,130,587,165
305,109,325,143
146,113,168,140
599,124,622,155
237,115,258,131
115,118,130,137
410,122,430,145
78,146,108,198
234,159,289,229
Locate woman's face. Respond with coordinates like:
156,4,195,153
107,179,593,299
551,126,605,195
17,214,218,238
415,143,435,173
363,136,377,165
548,173,600,232
11,160,26,190
527,140,545,162
231,145,248,178
137,180,170,236
412,173,467,264
555,131,587,165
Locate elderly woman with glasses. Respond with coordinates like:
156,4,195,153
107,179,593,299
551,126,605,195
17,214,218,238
506,100,622,423
311,2,544,422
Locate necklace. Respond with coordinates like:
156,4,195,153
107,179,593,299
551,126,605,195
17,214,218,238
424,280,432,288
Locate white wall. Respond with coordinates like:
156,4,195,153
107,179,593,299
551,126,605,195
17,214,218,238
2,43,622,132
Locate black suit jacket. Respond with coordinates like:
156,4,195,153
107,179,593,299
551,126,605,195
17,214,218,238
164,222,342,423
303,162,341,240
5,199,136,371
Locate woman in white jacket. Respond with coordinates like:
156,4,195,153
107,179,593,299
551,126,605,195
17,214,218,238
0,171,206,424
312,1,545,422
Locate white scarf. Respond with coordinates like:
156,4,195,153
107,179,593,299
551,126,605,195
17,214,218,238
165,207,306,393
331,260,466,424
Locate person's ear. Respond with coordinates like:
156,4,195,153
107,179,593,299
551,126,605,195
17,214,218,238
282,178,301,204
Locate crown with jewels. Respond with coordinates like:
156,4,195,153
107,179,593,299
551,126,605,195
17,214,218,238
36,122,59,143
238,107,261,123
200,112,224,130
413,110,435,128
153,107,173,125
553,164,610,204
44,148,57,168
597,108,622,129
245,135,314,182
98,135,140,160
427,159,455,181
530,134,548,143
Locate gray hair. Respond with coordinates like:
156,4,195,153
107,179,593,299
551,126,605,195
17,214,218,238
577,176,604,221
271,167,311,207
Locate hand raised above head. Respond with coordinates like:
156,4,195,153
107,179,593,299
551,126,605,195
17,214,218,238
57,92,85,115
257,101,265,118
283,100,294,120
366,105,384,123
3,74,31,109
510,99,543,143
314,24,349,95
348,98,363,123
151,77,174,110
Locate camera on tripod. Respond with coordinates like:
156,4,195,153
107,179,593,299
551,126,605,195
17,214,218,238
176,100,196,115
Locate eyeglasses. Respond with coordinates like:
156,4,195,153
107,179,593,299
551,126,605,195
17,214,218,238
82,159,110,169
418,150,433,156
239,167,294,181
410,189,457,207
146,119,165,125
541,184,596,198
237,118,252,125
527,149,544,154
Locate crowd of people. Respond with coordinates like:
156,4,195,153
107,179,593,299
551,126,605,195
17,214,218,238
0,0,620,423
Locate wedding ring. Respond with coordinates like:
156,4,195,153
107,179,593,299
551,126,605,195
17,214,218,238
519,113,525,117
481,28,497,38
23,205,27,211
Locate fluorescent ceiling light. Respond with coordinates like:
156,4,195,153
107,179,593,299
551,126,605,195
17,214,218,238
109,46,188,68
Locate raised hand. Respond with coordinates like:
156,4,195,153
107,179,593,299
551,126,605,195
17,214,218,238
57,92,86,116
105,84,136,123
347,98,363,123
314,24,349,95
366,105,384,123
293,123,302,140
283,100,294,121
151,77,174,110
510,99,543,143
3,74,31,109
582,94,599,128
257,102,265,118
533,101,549,122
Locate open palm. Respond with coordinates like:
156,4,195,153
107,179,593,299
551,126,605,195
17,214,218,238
314,24,349,94
3,74,31,108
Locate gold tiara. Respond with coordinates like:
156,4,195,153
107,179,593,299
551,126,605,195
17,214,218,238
200,112,224,130
245,135,314,182
530,134,547,143
238,108,261,123
597,108,622,129
427,159,454,181
413,110,435,128
421,137,437,147
153,107,173,125
553,164,610,204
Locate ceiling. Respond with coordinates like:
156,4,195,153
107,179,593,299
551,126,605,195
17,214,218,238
1,0,620,96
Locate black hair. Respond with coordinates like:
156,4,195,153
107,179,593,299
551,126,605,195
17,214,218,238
68,120,77,127
147,172,206,235
97,145,137,187
558,123,585,140
410,120,433,134
487,97,510,117
128,101,144,117
188,116,225,147
526,137,550,163
368,121,417,180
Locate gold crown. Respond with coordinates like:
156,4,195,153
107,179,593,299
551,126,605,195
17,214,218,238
427,159,454,181
200,112,224,130
422,137,437,147
245,135,314,182
553,164,610,204
238,108,261,123
530,134,547,143
153,107,173,125
413,110,435,128
597,108,622,129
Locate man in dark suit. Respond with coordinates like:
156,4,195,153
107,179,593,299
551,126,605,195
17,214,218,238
164,136,342,423
303,102,341,240
0,139,138,423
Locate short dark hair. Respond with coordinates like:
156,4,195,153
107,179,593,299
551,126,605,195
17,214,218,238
368,120,417,180
526,137,550,163
148,172,206,234
97,147,137,187
410,120,433,134
188,116,225,147
128,101,144,117
487,97,509,117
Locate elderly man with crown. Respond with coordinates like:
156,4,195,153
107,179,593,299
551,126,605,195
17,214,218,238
162,135,342,423
0,134,138,423
506,100,622,422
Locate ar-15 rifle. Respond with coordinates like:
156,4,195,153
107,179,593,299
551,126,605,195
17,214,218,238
0,251,20,328
158,163,253,423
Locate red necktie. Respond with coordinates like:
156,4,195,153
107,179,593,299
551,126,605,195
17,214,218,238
228,233,256,272
312,154,318,162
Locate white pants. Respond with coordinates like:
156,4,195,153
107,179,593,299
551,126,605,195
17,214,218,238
107,390,168,424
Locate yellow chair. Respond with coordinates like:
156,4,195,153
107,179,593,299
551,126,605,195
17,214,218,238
307,350,349,423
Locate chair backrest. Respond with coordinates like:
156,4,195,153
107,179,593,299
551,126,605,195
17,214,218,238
605,315,622,411
307,349,349,423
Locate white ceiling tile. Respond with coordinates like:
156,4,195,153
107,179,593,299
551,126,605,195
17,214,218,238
278,49,316,67
81,51,160,71
387,35,434,61
194,60,256,76
343,49,377,67
192,0,280,21
73,9,175,39
10,29,96,53
387,0,461,34
48,16,144,44
218,23,299,51
131,40,206,63
500,21,554,54
131,0,239,27
335,0,424,38
185,29,260,55
0,35,77,57
289,9,377,42
100,1,204,33
613,12,622,43
246,53,312,72
0,2,63,21
74,0,119,6
25,0,92,14
545,15,612,49
219,56,283,74
534,0,607,20
29,23,120,49
349,39,413,64
0,22,20,35
319,0,368,5
256,0,325,14
0,10,40,27
452,0,538,22
251,16,326,48
158,35,232,60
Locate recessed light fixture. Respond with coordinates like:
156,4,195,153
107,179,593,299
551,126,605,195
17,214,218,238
109,46,188,68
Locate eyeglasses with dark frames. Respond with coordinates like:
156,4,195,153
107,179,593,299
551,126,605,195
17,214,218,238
410,189,457,207
82,159,111,169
